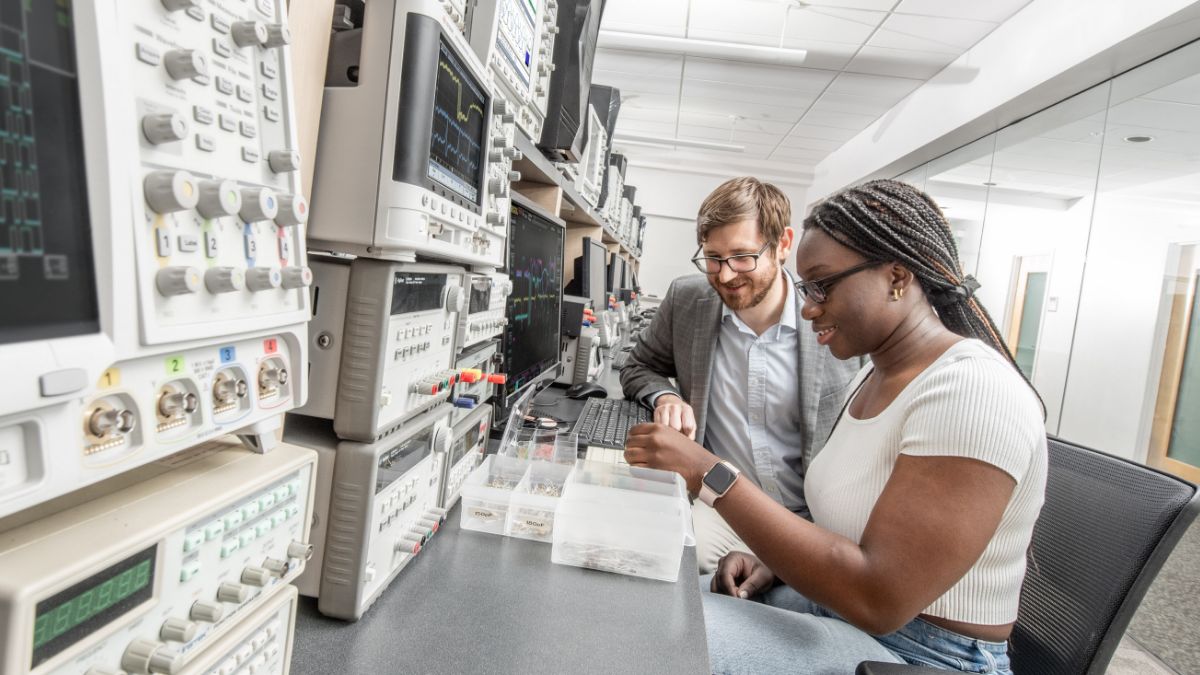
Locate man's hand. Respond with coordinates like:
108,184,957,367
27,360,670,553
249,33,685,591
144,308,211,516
653,394,697,440
711,552,777,599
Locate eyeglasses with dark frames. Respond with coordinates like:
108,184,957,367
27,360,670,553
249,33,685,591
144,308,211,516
691,242,772,275
794,260,886,304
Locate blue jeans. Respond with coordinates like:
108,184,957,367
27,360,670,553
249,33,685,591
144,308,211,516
700,576,1012,674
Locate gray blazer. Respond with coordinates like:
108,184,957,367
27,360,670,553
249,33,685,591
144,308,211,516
620,274,866,470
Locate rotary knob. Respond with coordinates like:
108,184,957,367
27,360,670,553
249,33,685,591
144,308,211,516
196,179,242,219
142,113,189,146
144,170,198,213
246,267,281,292
231,21,268,48
121,639,183,675
264,24,291,48
190,599,225,623
280,266,312,289
488,178,509,197
507,171,522,182
486,211,504,227
432,423,452,454
160,0,198,11
275,194,309,227
491,136,508,150
239,187,278,223
287,541,315,560
267,150,301,173
159,618,198,643
155,266,202,297
263,557,288,575
444,285,464,313
504,147,522,160
493,99,509,116
499,279,513,296
163,50,208,80
241,566,272,587
501,112,516,125
204,267,245,294
216,582,250,604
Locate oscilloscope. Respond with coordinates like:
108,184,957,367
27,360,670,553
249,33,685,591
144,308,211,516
297,256,465,443
469,0,559,141
0,438,317,675
0,0,311,520
575,104,608,207
311,1,511,269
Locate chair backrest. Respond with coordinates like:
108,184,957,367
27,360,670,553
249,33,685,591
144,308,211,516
1011,436,1199,675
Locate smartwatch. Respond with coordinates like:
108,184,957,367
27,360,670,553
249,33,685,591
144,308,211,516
698,461,741,507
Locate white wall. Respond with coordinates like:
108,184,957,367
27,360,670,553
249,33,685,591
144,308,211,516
628,164,810,297
806,0,1200,204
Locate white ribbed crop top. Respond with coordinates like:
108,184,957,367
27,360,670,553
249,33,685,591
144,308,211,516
805,339,1047,625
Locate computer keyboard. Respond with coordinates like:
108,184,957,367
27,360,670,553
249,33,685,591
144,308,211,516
571,398,652,450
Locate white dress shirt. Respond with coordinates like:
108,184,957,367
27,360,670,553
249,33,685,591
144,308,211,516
703,272,806,511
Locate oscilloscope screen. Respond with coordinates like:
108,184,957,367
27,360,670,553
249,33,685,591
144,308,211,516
0,0,99,345
503,204,564,403
426,39,486,205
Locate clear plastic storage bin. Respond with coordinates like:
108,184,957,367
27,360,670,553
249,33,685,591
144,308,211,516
505,460,574,542
459,455,530,535
551,462,694,582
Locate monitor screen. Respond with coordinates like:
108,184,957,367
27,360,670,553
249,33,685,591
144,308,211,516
503,203,564,403
427,38,487,205
0,0,99,345
494,0,536,89
584,237,606,310
606,252,624,293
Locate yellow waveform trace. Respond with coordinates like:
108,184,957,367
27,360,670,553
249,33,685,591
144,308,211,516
439,60,485,123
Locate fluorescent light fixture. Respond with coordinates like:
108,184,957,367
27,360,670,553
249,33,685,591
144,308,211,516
613,133,745,153
599,30,807,67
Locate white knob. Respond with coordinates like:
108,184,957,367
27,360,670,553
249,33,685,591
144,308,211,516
264,24,291,48
275,194,308,227
122,639,182,675
445,285,464,313
246,267,281,291
501,112,516,124
142,113,189,145
156,267,202,296
432,423,452,453
267,150,301,173
190,600,225,623
241,566,272,587
500,279,513,296
493,99,509,116
507,171,522,182
486,211,503,227
160,618,198,643
239,187,278,222
147,648,183,675
263,557,288,575
280,266,312,289
217,582,251,604
160,0,198,11
231,21,268,48
196,179,242,218
144,170,198,213
163,50,208,80
287,541,315,560
491,136,508,149
504,147,521,159
205,267,246,294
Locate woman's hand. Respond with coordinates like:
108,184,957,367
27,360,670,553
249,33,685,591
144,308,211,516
712,552,777,599
623,422,718,495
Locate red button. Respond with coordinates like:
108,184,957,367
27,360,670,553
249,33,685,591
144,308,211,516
486,374,507,385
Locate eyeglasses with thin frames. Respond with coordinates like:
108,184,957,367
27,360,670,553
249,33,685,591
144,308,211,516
794,260,886,304
691,242,772,275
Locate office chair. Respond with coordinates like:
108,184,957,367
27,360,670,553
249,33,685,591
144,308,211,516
858,436,1199,675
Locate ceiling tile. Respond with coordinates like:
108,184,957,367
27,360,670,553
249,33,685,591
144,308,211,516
680,94,804,124
593,48,683,78
870,14,998,54
785,6,887,45
675,123,781,146
1138,73,1200,106
779,134,844,152
787,123,862,142
619,106,679,124
688,0,792,38
613,119,679,138
600,0,690,37
681,79,820,108
800,108,879,131
826,72,924,99
893,0,1033,23
846,45,957,79
809,92,894,116
683,58,836,91
619,91,679,110
678,110,796,135
805,0,898,10
592,70,678,97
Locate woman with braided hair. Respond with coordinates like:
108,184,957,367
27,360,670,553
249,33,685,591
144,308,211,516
625,179,1047,673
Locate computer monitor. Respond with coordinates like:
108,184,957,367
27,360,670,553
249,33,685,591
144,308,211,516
567,236,608,311
537,0,607,162
606,252,625,294
502,202,565,406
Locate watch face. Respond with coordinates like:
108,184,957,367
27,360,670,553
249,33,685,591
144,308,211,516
703,462,738,495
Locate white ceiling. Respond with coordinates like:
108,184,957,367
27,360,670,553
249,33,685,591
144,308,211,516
593,0,1036,183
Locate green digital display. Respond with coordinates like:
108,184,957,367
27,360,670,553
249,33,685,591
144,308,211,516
31,545,156,669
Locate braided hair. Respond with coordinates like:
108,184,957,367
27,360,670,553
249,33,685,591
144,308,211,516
805,179,1044,409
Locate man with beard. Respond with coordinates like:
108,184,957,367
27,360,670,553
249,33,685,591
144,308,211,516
620,177,863,573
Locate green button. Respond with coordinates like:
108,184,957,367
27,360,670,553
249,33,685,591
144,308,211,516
205,521,226,540
183,530,204,553
220,540,239,558
180,561,201,582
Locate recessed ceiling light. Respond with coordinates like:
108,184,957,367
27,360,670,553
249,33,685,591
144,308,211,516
982,181,997,186
1123,135,1155,143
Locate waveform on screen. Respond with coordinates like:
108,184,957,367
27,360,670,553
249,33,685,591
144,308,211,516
509,257,560,326
438,61,485,124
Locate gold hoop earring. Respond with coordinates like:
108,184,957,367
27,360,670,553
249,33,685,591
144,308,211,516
891,288,904,301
